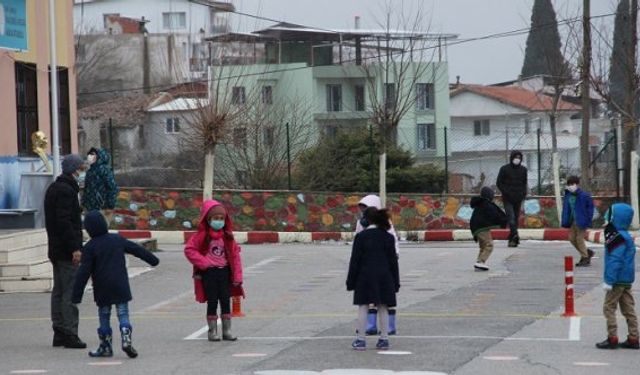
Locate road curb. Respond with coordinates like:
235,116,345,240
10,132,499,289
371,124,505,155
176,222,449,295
109,228,623,246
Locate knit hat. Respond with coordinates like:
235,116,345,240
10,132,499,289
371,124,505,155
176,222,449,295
61,154,85,175
480,186,495,201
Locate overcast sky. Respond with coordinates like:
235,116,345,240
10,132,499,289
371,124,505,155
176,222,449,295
230,0,619,84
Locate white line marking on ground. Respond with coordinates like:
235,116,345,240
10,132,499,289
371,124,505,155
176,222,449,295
483,356,519,361
87,362,122,366
378,351,412,355
233,353,268,358
187,335,573,342
10,371,48,374
246,257,281,271
569,317,581,341
184,324,212,340
573,362,610,366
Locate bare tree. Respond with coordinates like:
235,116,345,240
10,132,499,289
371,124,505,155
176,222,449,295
359,3,441,205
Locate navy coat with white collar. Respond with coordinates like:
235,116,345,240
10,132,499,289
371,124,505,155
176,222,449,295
72,211,159,307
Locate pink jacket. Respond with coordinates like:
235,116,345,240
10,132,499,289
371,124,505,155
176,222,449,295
184,199,244,303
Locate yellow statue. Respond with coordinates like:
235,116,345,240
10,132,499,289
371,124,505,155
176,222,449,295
31,131,52,172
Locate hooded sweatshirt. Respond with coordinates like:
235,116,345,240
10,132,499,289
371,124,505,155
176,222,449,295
184,200,244,303
470,188,508,237
603,203,636,287
496,150,528,204
82,148,119,211
72,211,159,307
355,194,400,254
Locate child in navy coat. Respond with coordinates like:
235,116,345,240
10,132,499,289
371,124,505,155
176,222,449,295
72,211,159,358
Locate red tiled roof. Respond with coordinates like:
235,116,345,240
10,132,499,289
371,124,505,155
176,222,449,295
451,84,581,112
107,15,144,34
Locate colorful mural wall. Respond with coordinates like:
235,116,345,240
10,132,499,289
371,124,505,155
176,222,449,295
112,188,615,232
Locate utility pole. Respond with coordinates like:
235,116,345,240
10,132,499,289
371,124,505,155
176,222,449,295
622,0,638,200
580,0,592,191
49,0,60,177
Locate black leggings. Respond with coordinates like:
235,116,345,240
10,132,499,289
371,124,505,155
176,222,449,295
202,267,231,316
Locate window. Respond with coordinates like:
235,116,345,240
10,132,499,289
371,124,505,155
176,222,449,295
355,84,365,111
416,83,434,110
233,127,247,147
165,118,181,134
51,68,72,154
384,83,396,112
326,84,342,112
417,123,436,151
473,119,490,136
264,127,274,147
232,86,246,105
262,85,273,105
15,63,38,156
162,12,186,29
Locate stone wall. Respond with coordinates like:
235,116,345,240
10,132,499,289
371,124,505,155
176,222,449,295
111,188,615,231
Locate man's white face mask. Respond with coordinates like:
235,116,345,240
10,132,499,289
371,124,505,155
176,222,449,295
512,158,521,166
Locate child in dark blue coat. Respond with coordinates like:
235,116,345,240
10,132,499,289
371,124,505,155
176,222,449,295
72,211,159,358
347,207,400,351
561,176,595,267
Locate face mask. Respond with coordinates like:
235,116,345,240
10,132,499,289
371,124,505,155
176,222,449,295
87,154,97,164
512,158,521,166
567,185,578,193
74,171,86,184
209,220,225,231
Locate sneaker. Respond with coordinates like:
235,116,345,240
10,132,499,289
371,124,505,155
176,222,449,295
376,339,389,350
351,338,366,351
507,240,518,248
575,257,591,267
595,337,619,349
53,329,65,347
620,337,640,349
587,249,595,259
474,262,489,271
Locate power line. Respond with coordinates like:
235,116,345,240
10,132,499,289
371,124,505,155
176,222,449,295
76,11,617,97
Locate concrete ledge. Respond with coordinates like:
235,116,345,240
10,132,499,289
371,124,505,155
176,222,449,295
112,228,613,245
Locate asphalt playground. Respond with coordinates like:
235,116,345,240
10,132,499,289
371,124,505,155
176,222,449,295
1,239,639,375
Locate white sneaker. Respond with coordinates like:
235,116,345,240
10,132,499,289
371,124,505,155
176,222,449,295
474,262,489,271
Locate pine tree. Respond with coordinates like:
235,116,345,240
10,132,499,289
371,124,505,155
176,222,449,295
521,0,567,78
609,0,632,111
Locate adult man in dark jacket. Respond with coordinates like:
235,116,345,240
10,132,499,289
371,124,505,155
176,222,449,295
44,154,87,349
496,150,528,247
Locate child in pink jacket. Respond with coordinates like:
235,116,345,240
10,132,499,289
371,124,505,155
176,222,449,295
184,200,244,341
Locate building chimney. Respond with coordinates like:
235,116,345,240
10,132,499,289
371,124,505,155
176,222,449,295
354,16,361,30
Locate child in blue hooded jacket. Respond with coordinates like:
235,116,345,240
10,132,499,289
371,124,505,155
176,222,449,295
72,211,159,358
595,203,639,349
561,176,595,267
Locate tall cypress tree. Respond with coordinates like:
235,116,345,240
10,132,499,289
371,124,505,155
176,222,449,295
609,0,631,111
521,0,567,78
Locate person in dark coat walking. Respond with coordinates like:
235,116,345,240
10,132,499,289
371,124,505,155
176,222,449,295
346,207,400,351
44,154,87,349
470,187,508,271
496,150,528,247
72,211,159,358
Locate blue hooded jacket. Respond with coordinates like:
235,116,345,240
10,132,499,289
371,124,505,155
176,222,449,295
72,211,159,307
603,203,635,287
561,188,594,229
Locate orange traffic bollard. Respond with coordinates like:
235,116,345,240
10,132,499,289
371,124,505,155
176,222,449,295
562,256,576,317
231,296,245,317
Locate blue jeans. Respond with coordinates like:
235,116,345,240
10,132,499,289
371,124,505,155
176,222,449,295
98,303,131,334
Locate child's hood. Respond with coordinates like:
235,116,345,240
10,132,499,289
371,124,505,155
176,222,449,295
84,210,109,237
359,195,381,209
609,203,634,231
198,199,233,231
470,196,488,209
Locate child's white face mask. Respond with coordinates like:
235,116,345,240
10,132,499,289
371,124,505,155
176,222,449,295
566,184,578,193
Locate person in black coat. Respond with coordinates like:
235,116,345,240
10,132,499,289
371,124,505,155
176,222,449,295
496,150,528,247
470,187,508,271
72,211,159,358
44,154,87,349
346,207,400,351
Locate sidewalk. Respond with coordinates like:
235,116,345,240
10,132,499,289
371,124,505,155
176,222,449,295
110,228,622,245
